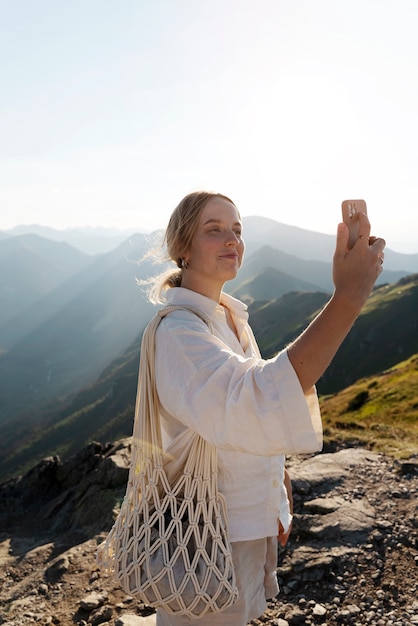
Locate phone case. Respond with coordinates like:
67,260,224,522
342,199,367,249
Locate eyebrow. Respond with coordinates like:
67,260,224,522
203,218,242,227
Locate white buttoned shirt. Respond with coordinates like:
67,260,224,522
154,287,322,542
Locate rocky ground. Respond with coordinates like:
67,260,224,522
0,442,417,626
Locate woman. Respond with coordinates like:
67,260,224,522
148,191,385,625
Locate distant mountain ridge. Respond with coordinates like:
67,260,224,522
2,217,418,272
0,225,407,428
0,233,160,424
0,216,417,479
1,273,418,479
229,244,406,296
243,216,418,273
1,224,144,255
231,265,325,302
0,234,93,328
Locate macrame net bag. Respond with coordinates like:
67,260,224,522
97,306,239,618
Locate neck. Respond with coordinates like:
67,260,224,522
180,274,223,303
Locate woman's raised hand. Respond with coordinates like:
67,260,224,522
333,213,386,312
287,212,386,393
332,211,386,315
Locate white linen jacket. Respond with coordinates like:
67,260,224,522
155,287,323,542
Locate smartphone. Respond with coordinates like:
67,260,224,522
341,199,367,249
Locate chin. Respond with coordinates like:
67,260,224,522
223,269,239,281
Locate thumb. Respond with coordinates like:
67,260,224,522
335,222,349,256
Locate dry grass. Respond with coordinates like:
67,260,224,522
319,353,418,459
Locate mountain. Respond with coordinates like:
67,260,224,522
248,291,331,354
0,288,329,479
0,234,93,329
0,233,341,429
243,215,418,273
0,339,141,479
3,218,418,273
1,225,144,255
0,233,160,426
229,245,332,294
252,274,418,395
243,216,338,262
0,217,417,480
0,233,404,366
1,273,418,480
230,266,326,303
228,244,406,299
318,273,418,393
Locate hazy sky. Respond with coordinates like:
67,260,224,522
1,0,418,252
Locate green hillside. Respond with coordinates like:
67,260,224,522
318,274,418,393
249,290,330,354
255,274,418,395
320,353,418,458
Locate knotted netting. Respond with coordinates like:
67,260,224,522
97,306,238,618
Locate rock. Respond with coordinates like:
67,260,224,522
303,497,342,514
88,604,113,625
339,603,361,618
95,440,131,489
115,614,156,625
397,460,418,476
304,497,375,540
79,591,107,611
312,603,327,617
286,608,306,625
290,448,381,485
0,446,417,626
44,555,70,583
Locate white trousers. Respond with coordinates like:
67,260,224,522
156,537,279,626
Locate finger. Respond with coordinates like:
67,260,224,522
371,236,386,253
335,222,350,257
278,529,291,547
369,235,386,249
355,211,371,244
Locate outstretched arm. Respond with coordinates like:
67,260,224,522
287,212,385,393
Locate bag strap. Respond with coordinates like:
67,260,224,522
157,304,212,329
132,304,213,470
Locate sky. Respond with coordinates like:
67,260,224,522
1,0,418,252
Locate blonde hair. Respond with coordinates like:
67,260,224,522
146,191,236,304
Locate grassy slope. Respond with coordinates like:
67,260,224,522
319,353,418,459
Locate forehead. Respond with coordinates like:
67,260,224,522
200,197,241,224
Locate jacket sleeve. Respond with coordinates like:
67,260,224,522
155,311,323,456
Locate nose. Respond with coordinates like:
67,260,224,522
225,230,240,246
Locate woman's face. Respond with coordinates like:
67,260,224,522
184,196,245,296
